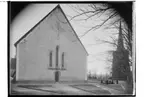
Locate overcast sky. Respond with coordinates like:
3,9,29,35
10,4,120,75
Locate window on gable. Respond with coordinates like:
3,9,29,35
49,51,52,67
62,52,64,68
56,45,59,67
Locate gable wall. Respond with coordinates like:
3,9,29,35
16,7,87,81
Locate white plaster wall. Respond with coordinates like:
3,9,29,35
58,34,87,81
16,7,87,81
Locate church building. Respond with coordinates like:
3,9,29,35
14,5,88,82
112,21,131,82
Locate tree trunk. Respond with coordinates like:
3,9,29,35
124,75,133,94
116,80,118,84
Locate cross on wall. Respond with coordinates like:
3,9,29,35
56,21,60,40
48,21,66,74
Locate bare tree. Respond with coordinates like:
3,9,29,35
68,4,133,68
68,4,133,94
68,4,121,37
68,4,132,56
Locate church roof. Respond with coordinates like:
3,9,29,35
117,21,124,50
14,4,88,55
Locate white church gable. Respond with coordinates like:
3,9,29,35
15,5,88,82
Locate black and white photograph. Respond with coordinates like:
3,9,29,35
9,1,135,96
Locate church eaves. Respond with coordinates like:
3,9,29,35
14,4,88,56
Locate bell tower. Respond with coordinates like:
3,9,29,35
112,20,130,83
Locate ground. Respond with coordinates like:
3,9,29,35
10,80,126,95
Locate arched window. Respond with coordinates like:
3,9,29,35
56,45,59,67
49,51,52,67
62,52,64,68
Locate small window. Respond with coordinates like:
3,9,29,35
62,52,64,68
56,45,59,67
49,51,52,67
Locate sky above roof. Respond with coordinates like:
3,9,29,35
10,4,120,75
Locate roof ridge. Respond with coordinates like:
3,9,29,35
14,4,88,55
14,4,60,47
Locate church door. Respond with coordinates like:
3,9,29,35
55,71,59,82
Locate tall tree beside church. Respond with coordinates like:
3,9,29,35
112,21,131,80
112,21,133,93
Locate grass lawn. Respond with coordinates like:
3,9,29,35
17,84,53,88
100,84,124,92
17,85,67,94
88,79,125,92
70,84,111,94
